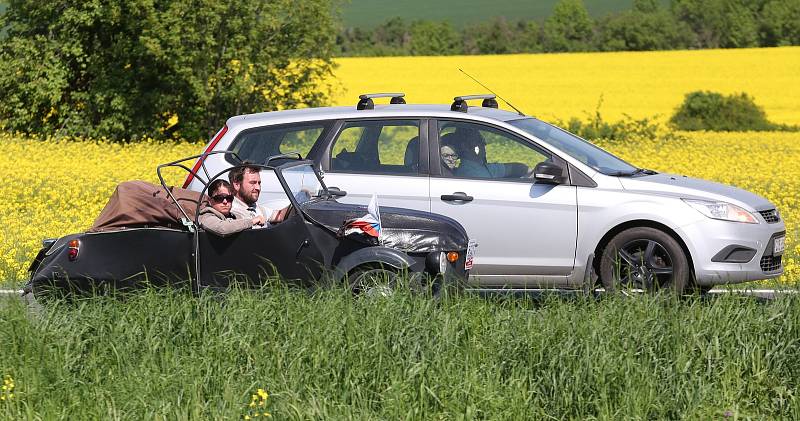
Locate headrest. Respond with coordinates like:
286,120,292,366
403,136,420,167
440,132,458,148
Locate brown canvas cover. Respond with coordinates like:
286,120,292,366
90,181,206,232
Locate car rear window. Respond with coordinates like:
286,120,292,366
227,122,330,164
329,120,421,175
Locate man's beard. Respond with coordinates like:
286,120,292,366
237,192,257,205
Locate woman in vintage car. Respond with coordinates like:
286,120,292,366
24,153,471,299
198,179,265,236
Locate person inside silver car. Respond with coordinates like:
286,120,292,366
440,143,459,172
446,129,528,179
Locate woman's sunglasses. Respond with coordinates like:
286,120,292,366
211,194,234,203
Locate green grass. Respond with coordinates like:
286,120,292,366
340,0,643,28
2,287,800,418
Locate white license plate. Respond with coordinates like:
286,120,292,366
773,236,785,255
465,239,478,271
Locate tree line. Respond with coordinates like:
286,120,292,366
0,0,337,140
336,0,800,56
2,0,798,140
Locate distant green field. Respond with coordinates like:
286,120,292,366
341,0,640,28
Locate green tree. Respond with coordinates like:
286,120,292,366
409,20,459,55
515,20,543,53
595,0,694,51
760,0,800,46
373,17,411,54
469,17,515,54
671,0,760,48
669,91,778,131
0,0,338,140
542,0,594,52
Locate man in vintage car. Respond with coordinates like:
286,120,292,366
228,162,290,226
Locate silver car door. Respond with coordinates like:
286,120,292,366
430,120,578,287
321,119,430,211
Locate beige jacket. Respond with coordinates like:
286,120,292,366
198,206,253,237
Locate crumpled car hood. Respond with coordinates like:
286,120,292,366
302,200,469,253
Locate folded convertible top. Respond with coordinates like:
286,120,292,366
90,181,204,232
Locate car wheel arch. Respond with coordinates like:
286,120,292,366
330,246,423,285
590,219,696,288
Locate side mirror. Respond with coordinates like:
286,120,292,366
533,162,566,184
327,187,347,197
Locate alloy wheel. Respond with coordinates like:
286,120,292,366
614,239,674,290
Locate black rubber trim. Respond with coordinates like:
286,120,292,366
711,245,757,263
568,163,597,188
764,231,786,257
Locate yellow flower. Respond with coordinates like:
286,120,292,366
164,114,179,131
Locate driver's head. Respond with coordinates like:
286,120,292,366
439,133,460,170
228,162,261,205
440,145,459,170
453,127,486,163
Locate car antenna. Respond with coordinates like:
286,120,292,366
458,68,526,116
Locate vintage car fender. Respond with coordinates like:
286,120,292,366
330,246,424,284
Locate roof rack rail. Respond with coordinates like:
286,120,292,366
357,93,406,110
451,94,498,112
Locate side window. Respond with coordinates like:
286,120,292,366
229,123,327,164
330,120,421,174
438,121,550,180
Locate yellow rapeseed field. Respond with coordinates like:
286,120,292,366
330,46,800,125
1,131,798,285
0,134,201,283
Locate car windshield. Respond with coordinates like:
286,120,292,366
278,163,327,205
508,118,639,175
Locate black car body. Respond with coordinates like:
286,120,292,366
25,155,470,297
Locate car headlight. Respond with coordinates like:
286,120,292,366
682,199,758,224
438,252,448,274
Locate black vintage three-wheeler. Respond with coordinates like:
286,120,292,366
24,153,471,298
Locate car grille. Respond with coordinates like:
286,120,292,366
760,255,782,272
758,209,780,223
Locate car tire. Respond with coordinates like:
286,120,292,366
348,265,401,297
600,227,689,294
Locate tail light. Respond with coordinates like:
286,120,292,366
183,125,228,188
446,251,460,263
67,239,80,261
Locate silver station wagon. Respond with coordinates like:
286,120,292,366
184,93,786,293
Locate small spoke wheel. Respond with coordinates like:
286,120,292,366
600,227,689,294
349,266,400,297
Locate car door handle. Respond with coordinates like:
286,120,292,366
440,192,473,202
327,186,347,197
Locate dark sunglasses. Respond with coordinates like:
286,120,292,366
211,194,234,203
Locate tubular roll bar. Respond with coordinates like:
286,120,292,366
155,150,311,228
156,150,245,227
